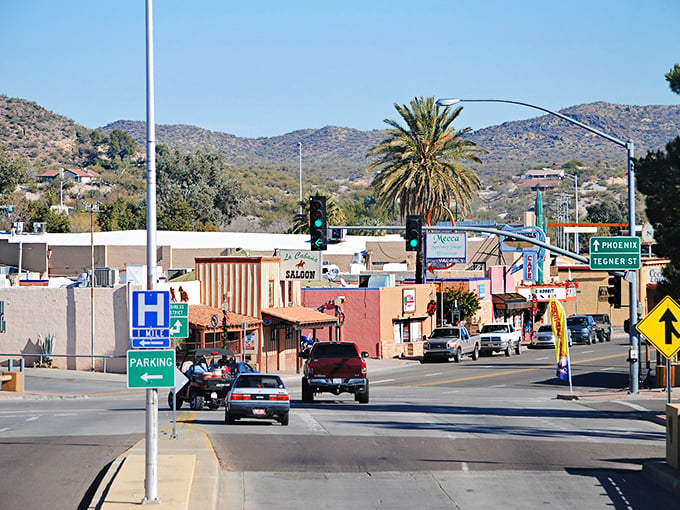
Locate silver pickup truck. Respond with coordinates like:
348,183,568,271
479,323,522,357
423,325,480,363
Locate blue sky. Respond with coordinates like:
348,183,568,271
2,0,679,138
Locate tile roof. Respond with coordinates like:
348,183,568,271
189,304,261,329
261,306,339,327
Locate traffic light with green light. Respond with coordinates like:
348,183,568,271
309,196,327,251
405,215,422,252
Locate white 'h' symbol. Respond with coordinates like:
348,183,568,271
136,292,167,327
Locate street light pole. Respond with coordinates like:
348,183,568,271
563,172,579,254
298,142,303,215
436,97,640,393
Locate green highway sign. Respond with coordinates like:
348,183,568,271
127,349,175,388
170,303,188,317
169,303,189,338
589,236,641,270
169,317,189,338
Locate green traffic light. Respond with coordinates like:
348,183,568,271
409,239,418,248
314,219,323,227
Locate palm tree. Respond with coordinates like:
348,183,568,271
367,96,484,222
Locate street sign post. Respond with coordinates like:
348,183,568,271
589,236,641,270
636,295,680,403
636,295,680,360
131,290,171,348
127,349,175,389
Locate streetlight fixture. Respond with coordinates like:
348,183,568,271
562,172,579,254
437,97,639,393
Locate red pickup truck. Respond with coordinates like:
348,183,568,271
299,341,370,403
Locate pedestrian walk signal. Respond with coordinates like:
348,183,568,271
309,196,327,251
405,215,422,252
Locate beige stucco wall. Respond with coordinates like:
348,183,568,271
0,286,130,372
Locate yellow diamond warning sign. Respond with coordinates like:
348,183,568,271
636,295,680,360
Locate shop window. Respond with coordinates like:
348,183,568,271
270,328,278,342
268,280,275,307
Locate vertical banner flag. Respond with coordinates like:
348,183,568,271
548,296,572,388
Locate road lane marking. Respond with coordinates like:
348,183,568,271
374,352,627,389
372,379,395,384
424,372,442,377
54,413,78,416
582,350,595,354
461,462,469,472
617,401,648,412
0,428,10,433
536,357,548,360
299,411,328,434
600,367,616,371
25,416,39,422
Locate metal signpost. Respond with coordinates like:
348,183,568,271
169,302,189,437
636,296,680,404
589,236,641,271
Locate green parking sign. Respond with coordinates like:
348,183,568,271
127,350,175,389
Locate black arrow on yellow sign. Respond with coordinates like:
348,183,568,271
660,308,680,345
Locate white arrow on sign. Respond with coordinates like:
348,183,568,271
592,239,600,250
170,319,182,335
141,373,164,383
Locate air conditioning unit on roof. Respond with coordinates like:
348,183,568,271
94,267,119,288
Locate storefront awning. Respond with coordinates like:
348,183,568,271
189,304,261,331
261,306,339,329
492,293,531,311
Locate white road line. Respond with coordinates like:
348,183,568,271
54,413,78,417
617,401,648,412
461,462,470,472
491,384,506,388
582,350,595,354
424,372,442,377
536,357,548,361
25,416,39,422
371,379,395,384
600,367,616,371
299,411,328,434
0,428,11,433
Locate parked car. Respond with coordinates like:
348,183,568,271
532,324,572,348
588,313,612,342
299,341,370,403
423,325,480,362
224,373,290,425
566,315,598,345
479,323,522,356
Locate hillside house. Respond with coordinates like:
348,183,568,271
38,167,101,184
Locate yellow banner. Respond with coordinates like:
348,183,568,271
548,296,568,362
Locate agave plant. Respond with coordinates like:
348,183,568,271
37,333,55,367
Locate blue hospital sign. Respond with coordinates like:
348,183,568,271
131,290,171,348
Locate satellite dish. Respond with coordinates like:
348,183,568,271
325,264,340,282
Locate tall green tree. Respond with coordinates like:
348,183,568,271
367,96,484,221
0,147,28,195
666,64,680,94
156,146,245,229
635,65,680,299
636,137,680,299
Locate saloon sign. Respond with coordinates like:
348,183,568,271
280,250,322,281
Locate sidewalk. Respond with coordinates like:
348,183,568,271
91,419,219,509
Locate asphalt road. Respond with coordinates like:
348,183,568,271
0,333,674,509
203,333,676,509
